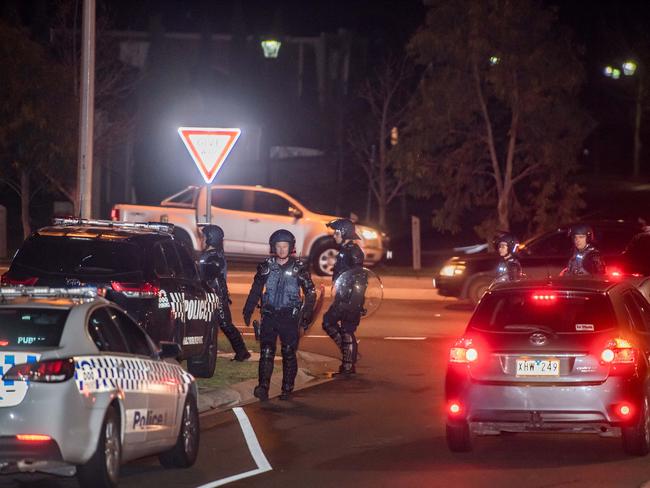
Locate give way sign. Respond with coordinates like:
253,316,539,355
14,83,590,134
178,127,241,184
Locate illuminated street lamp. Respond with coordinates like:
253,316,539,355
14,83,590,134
623,60,637,76
489,56,500,66
260,38,281,59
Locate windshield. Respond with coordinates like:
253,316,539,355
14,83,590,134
0,308,69,348
13,236,142,275
469,290,616,333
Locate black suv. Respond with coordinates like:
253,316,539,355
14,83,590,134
435,221,642,304
1,219,220,377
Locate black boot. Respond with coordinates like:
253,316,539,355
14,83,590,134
255,344,275,402
221,322,251,361
338,332,357,375
280,343,298,400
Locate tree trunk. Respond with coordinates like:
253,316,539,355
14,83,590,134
378,104,388,227
20,169,31,239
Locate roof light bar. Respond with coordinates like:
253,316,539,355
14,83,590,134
0,286,100,299
53,218,175,234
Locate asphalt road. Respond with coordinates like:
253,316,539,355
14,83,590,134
5,295,650,487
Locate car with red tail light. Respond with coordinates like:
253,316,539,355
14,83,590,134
0,287,199,487
1,219,221,378
445,277,650,455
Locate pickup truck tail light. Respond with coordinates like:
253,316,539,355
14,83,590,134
110,207,120,221
1,273,38,286
111,281,160,298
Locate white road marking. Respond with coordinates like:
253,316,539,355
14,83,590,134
303,334,329,338
384,337,427,340
196,407,272,487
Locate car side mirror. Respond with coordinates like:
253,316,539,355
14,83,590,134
159,341,182,360
288,206,303,219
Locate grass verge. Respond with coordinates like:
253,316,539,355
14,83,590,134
196,356,259,390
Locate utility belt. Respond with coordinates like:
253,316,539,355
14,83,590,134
261,304,300,318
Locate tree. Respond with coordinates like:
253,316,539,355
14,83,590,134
0,21,76,238
348,57,417,227
405,0,592,237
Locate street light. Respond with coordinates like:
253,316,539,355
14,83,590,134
260,39,281,59
489,56,500,66
602,59,643,178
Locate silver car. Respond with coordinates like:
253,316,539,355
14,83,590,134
445,278,650,455
0,287,199,487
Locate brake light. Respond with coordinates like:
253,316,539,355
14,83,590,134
111,281,160,298
3,358,75,383
110,207,120,221
600,338,636,365
16,434,51,442
532,293,557,301
1,273,38,286
617,403,634,418
449,337,479,363
447,401,464,416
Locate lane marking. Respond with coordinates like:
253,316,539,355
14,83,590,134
384,337,427,340
196,407,272,487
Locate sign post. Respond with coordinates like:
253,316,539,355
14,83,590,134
178,127,241,225
411,216,421,271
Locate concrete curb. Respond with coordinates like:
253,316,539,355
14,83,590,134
198,349,339,421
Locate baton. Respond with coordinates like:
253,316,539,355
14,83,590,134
252,319,260,341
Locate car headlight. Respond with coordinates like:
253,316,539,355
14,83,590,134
361,229,378,240
440,264,466,277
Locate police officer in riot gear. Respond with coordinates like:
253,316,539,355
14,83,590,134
565,224,606,276
322,218,366,375
198,225,251,361
492,232,523,284
243,229,316,401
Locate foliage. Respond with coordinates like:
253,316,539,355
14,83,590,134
404,0,593,238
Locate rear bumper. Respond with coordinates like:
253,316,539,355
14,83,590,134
446,376,642,434
434,276,464,297
0,437,74,476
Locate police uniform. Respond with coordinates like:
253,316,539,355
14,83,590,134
493,255,523,284
243,255,316,400
566,244,606,276
323,240,366,374
198,248,250,361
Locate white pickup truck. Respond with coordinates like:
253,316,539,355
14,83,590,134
111,185,385,276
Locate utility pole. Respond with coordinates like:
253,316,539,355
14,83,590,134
76,0,96,218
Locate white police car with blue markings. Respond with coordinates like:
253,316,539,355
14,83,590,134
0,287,199,487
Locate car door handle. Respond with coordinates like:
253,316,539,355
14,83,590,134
248,218,259,223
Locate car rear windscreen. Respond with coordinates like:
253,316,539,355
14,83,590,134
13,236,141,275
0,308,69,348
468,291,616,333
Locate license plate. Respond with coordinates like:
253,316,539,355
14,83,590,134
516,358,560,376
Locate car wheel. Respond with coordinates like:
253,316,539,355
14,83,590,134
468,277,491,305
446,422,472,452
77,405,121,488
159,394,200,468
622,396,650,456
311,239,338,276
187,326,217,378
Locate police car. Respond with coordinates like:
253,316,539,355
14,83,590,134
0,286,199,487
2,219,222,378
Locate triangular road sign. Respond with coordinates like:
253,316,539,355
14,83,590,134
178,127,241,184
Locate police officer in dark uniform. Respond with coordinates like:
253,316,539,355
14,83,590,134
243,229,316,401
492,232,523,284
565,224,606,276
198,225,251,361
322,218,366,375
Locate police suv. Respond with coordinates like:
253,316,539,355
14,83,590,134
1,219,221,377
0,287,199,487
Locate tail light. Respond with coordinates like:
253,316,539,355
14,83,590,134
1,273,38,286
532,293,557,302
111,281,160,298
447,401,465,417
3,358,75,383
600,338,637,366
449,337,479,364
617,403,634,418
16,434,51,442
110,207,120,221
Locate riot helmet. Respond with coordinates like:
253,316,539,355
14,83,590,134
326,218,360,240
492,232,519,255
269,229,296,254
568,224,594,243
201,225,225,250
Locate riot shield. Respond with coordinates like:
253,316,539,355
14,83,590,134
298,284,325,331
332,267,383,319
